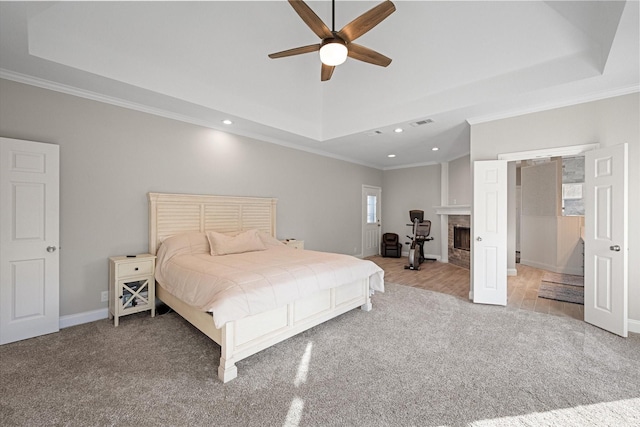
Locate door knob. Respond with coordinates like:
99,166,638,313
476,237,482,242
610,245,621,252
46,246,57,253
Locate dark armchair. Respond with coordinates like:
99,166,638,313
381,233,402,258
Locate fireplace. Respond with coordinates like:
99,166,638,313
448,215,470,269
454,226,470,251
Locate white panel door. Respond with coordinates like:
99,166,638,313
0,138,60,344
362,186,381,257
584,144,628,337
473,160,507,305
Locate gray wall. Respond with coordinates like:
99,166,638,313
381,164,441,257
0,79,382,316
521,161,560,216
448,154,471,206
470,92,640,324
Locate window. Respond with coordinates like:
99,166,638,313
367,195,377,224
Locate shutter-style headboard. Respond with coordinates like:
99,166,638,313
148,192,277,255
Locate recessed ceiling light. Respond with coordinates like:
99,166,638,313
394,128,403,133
432,147,439,151
387,154,396,158
222,119,233,125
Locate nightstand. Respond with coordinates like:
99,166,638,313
282,239,304,250
108,254,156,326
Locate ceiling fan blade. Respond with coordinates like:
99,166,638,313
337,0,395,43
321,63,335,81
268,44,321,59
288,0,332,39
347,43,392,67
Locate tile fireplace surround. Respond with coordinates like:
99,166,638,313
448,215,471,269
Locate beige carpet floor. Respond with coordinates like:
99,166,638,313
1,283,639,426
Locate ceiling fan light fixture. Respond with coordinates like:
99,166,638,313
319,40,348,66
268,0,395,80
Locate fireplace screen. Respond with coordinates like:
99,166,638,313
454,226,470,251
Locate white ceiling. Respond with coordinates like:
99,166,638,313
1,1,638,169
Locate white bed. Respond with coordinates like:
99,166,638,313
148,192,384,382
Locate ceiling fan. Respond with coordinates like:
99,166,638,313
268,0,396,81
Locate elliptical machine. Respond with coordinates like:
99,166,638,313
404,210,435,270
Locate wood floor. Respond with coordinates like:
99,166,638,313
366,255,584,321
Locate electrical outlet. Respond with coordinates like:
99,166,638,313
101,291,108,302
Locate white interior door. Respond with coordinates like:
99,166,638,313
584,144,628,337
0,138,60,345
362,186,381,257
473,160,507,305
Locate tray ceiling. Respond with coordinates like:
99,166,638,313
1,1,638,168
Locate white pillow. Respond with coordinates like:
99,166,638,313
258,230,286,247
158,232,210,257
207,229,266,256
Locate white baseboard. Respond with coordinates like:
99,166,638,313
59,308,108,329
507,268,518,276
628,319,640,334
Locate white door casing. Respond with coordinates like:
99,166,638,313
0,138,60,345
584,144,628,337
473,160,507,305
362,185,381,257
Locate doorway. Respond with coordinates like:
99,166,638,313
473,143,629,337
516,155,585,277
362,185,381,257
499,144,597,274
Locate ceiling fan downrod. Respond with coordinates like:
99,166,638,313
332,0,336,32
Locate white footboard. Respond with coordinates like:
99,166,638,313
157,278,372,382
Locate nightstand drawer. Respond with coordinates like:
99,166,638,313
282,240,304,250
117,260,154,278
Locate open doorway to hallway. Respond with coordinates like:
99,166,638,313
514,156,585,279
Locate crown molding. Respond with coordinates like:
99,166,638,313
466,85,640,126
0,68,223,129
0,69,384,170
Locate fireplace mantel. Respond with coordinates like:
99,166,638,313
434,205,471,216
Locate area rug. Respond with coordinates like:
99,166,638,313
542,271,584,287
538,281,584,305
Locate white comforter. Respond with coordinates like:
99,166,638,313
155,233,384,328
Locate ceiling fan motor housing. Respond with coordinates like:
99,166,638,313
319,36,348,66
